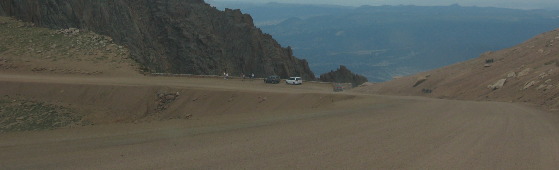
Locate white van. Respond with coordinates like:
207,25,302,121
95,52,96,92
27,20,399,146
286,77,302,85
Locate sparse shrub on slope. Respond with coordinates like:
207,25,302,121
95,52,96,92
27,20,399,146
0,16,138,75
0,96,86,132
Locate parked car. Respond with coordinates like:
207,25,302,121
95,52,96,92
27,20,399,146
264,75,281,84
286,77,302,85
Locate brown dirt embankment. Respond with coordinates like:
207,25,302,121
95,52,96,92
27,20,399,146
0,73,355,131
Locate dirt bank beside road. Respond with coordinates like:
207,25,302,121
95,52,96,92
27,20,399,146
1,73,559,169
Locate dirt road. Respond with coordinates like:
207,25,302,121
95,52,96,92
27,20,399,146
1,73,559,169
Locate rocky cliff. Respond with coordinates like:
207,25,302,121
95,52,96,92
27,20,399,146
319,65,368,87
0,0,315,79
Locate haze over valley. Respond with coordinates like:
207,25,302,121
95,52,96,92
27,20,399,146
211,2,559,81
210,0,559,10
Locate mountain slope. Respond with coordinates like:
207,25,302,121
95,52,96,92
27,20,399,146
0,16,141,132
355,28,559,110
0,0,315,79
0,16,138,76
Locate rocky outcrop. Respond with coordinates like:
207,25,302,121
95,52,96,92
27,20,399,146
319,65,368,87
0,0,315,79
413,75,430,87
488,79,507,90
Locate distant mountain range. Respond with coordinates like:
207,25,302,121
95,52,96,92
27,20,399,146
210,2,353,26
211,2,559,81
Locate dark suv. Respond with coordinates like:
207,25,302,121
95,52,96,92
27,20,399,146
264,75,281,84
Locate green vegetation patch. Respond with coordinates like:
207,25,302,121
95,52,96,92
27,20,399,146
0,97,84,132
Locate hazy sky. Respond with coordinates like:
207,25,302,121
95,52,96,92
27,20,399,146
209,0,559,10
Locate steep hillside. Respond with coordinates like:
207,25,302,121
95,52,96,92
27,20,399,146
0,17,334,132
0,0,315,79
355,28,559,110
0,16,140,132
0,16,138,76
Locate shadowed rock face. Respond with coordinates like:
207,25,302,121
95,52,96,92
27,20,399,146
0,0,315,79
320,65,368,87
